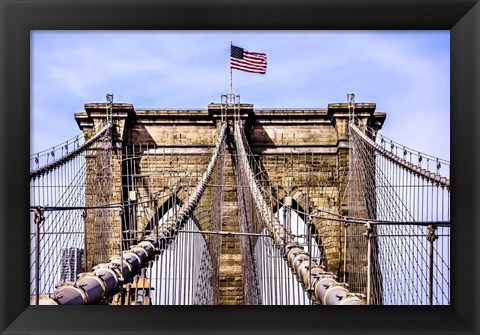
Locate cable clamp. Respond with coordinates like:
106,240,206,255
363,222,373,239
34,206,45,225
427,224,438,242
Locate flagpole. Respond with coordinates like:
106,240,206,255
230,42,233,96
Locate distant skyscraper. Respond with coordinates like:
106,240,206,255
60,247,83,283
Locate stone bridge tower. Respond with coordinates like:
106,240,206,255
75,100,386,305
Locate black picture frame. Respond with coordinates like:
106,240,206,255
1,0,479,334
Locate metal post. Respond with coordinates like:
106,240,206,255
429,240,434,305
306,172,312,300
34,207,45,305
106,93,113,124
427,224,437,305
284,196,292,242
230,42,233,96
307,216,312,298
343,221,349,283
35,217,40,305
82,209,87,272
364,222,372,305
347,93,355,123
119,205,126,282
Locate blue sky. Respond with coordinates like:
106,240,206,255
31,31,450,161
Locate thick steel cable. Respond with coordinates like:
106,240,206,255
348,121,450,305
38,122,227,305
349,123,449,189
366,140,430,303
31,132,84,163
236,125,338,303
230,121,448,305
350,124,416,303
231,130,262,305
234,122,365,305
361,124,444,304
367,125,450,175
30,123,112,180
351,124,415,303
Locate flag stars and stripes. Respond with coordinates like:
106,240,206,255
230,45,267,74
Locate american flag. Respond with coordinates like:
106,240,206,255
230,45,267,74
